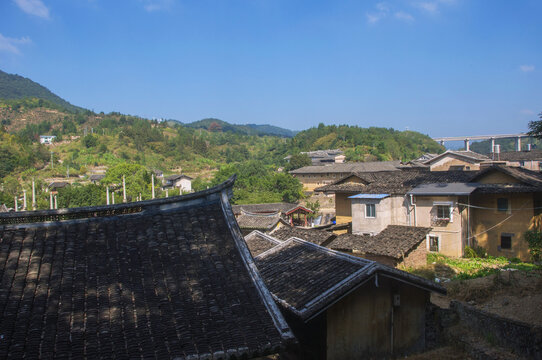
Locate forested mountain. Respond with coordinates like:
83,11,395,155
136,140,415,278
289,123,443,162
184,118,297,138
0,70,83,113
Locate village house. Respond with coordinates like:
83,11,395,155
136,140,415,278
318,165,542,260
285,149,346,165
290,161,401,191
0,178,295,359
47,180,70,194
415,150,491,171
490,148,542,171
162,173,192,192
39,135,56,144
235,210,289,235
315,169,473,227
328,225,432,267
232,202,313,227
246,232,445,359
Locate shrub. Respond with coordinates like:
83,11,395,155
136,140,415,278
524,230,542,262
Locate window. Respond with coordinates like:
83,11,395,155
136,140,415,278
500,234,512,250
497,198,509,212
436,205,450,220
428,236,439,252
365,203,376,218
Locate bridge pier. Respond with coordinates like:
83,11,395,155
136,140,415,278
516,136,522,152
464,138,470,151
491,138,495,153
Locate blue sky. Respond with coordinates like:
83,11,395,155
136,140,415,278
0,0,541,137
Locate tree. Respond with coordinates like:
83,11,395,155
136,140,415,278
528,112,542,138
286,153,312,171
524,229,542,262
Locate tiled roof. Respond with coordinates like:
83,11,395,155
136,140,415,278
424,150,490,164
89,174,105,181
236,211,282,231
289,161,401,174
270,226,336,246
254,237,444,321
0,177,294,359
328,225,432,259
47,181,69,189
232,203,300,215
244,231,283,257
165,174,193,181
315,169,475,195
491,149,542,161
472,165,542,187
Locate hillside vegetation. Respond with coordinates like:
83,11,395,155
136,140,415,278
0,70,83,113
0,96,443,209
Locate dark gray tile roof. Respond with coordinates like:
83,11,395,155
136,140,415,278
89,174,105,181
289,161,401,174
492,149,542,161
424,150,489,164
47,181,69,189
236,211,282,231
0,178,294,359
244,231,283,257
315,169,476,195
270,226,336,246
165,174,193,181
254,237,444,321
329,225,432,259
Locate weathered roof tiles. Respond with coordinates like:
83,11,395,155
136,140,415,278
0,177,294,359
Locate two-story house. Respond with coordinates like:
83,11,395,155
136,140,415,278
317,166,542,260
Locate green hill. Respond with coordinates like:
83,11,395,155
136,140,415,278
0,69,83,113
184,118,297,138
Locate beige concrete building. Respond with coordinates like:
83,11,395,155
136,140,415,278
290,161,401,191
317,166,542,260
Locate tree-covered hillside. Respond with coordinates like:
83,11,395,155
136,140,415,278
184,118,297,137
0,97,445,209
0,70,83,113
288,123,444,162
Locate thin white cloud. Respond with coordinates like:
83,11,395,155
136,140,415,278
375,2,390,13
13,0,50,19
395,11,415,22
366,2,390,24
415,2,439,14
366,13,384,24
521,109,535,115
519,65,535,72
141,0,174,12
0,33,31,55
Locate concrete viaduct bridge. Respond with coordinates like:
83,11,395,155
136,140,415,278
433,133,530,152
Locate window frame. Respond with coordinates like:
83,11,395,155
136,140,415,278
427,235,440,252
500,233,513,250
365,203,376,218
497,198,509,213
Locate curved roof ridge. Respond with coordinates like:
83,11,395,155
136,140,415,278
0,176,236,226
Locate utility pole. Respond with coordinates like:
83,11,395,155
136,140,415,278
112,191,115,204
14,196,17,212
54,195,57,209
32,178,36,210
50,151,54,169
23,190,27,210
165,189,168,198
50,192,53,209
151,174,155,199
123,175,127,203
106,186,110,205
